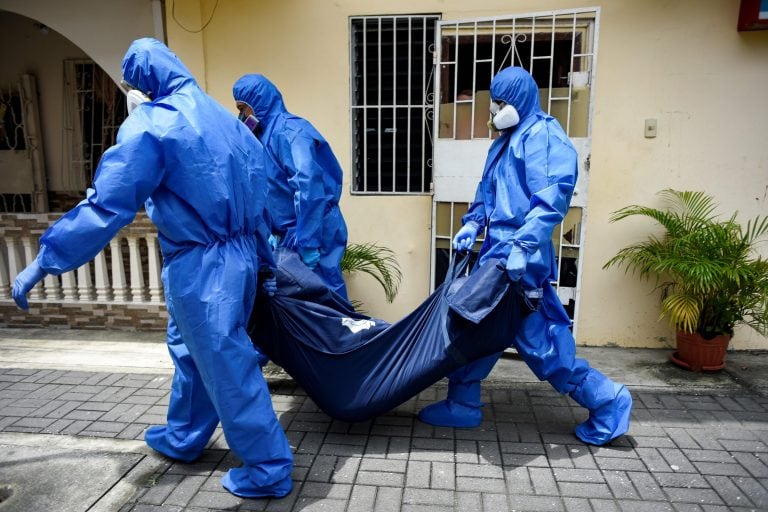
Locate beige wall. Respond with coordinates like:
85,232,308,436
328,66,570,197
581,1,768,350
165,0,768,346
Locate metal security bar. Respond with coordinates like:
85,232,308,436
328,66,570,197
63,60,127,190
349,15,439,194
436,10,596,140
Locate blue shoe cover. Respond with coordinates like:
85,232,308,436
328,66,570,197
221,467,293,498
418,399,483,428
574,384,632,445
145,425,203,463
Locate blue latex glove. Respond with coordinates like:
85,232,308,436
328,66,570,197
298,247,320,270
268,234,278,251
12,260,46,310
506,245,529,281
261,275,277,297
453,222,479,252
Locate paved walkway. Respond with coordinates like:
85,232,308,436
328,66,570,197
1,329,768,511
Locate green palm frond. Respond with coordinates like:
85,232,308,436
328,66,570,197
341,242,403,303
604,189,768,337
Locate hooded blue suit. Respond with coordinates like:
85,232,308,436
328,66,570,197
419,67,632,445
233,74,349,299
35,39,292,497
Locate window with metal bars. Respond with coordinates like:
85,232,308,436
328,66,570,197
63,60,127,190
349,14,439,194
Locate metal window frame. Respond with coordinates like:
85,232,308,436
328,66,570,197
348,14,440,196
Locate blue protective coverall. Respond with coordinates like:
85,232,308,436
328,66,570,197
418,67,632,445
232,74,349,299
34,39,293,497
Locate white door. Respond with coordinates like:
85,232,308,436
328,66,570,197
430,8,600,337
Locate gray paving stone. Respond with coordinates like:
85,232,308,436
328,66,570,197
664,487,724,505
483,493,510,511
402,488,453,506
693,461,749,477
430,462,454,490
506,495,564,511
188,490,242,509
557,482,612,499
552,468,604,483
562,497,591,512
456,462,504,479
529,467,558,495
618,501,675,512
330,457,361,484
732,476,768,509
360,458,407,473
654,472,709,488
504,466,533,495
603,470,638,499
299,482,352,499
163,475,207,507
356,470,405,487
456,492,482,511
590,498,620,512
627,471,666,501
373,486,403,512
346,485,376,512
406,460,430,488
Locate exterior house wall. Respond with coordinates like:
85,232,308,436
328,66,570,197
0,11,87,192
0,0,161,192
166,0,768,348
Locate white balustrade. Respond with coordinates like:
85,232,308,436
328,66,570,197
127,236,146,303
94,250,112,302
0,239,9,299
1,215,166,308
61,271,77,301
110,238,129,301
146,235,163,303
43,273,62,300
76,261,94,301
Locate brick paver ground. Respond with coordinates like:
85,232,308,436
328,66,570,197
2,367,768,511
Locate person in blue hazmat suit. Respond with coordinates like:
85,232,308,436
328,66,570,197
418,67,632,445
11,38,293,497
232,74,349,299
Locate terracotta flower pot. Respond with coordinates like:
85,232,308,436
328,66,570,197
670,330,731,372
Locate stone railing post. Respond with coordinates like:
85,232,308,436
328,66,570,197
110,238,129,302
127,236,146,302
146,235,163,303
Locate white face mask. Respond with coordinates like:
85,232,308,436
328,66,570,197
489,101,520,130
126,89,151,115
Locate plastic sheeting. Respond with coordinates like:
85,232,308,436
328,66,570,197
249,250,528,423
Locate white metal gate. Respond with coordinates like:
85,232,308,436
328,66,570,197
430,8,599,336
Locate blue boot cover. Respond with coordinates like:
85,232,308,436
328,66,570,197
418,381,483,428
570,369,633,445
145,319,219,463
222,466,293,499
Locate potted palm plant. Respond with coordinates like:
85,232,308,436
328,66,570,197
342,242,403,309
603,189,768,371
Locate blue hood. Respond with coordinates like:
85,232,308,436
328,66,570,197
489,66,541,121
232,74,287,127
122,38,197,98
